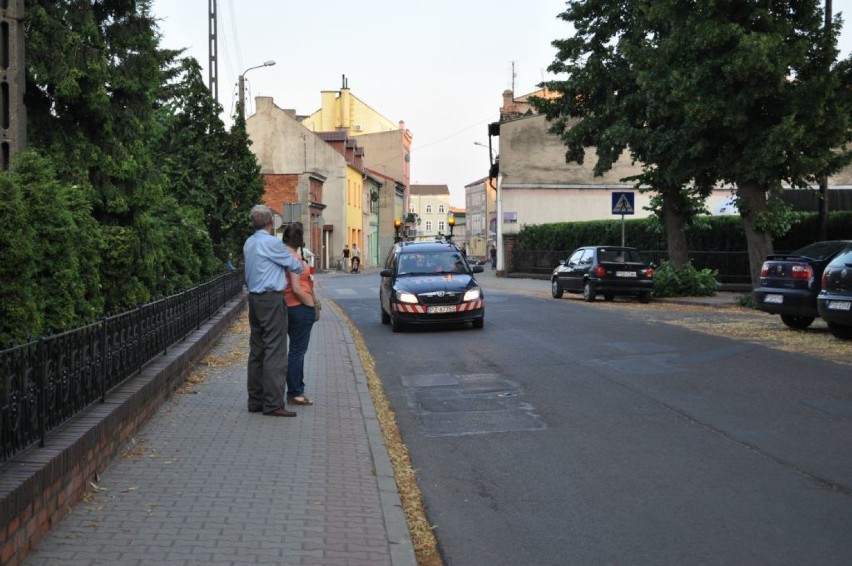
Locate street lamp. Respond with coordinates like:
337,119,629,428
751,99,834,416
474,141,496,165
447,214,455,241
393,218,402,242
238,60,276,117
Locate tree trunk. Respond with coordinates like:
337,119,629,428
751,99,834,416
662,187,690,268
818,175,829,241
737,181,774,287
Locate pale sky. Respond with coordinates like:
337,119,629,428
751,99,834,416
151,0,852,208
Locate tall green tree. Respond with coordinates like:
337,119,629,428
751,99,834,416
536,0,852,283
533,0,722,268
15,151,102,329
24,0,180,309
158,58,259,266
0,151,102,344
219,108,266,259
0,170,37,345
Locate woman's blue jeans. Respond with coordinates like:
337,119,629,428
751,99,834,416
286,304,316,397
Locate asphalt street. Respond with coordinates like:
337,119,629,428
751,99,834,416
324,267,852,566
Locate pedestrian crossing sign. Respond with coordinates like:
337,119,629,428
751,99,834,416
612,192,635,215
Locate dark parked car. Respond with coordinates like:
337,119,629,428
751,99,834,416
380,240,485,332
753,240,852,329
816,245,852,340
551,246,654,303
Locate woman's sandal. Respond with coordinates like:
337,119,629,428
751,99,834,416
289,395,314,406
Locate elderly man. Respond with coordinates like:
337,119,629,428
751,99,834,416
243,205,304,417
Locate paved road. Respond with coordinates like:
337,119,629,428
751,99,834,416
324,268,852,566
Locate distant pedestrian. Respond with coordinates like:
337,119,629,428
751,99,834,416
282,222,316,407
342,244,350,273
243,205,304,417
490,245,497,270
351,244,361,274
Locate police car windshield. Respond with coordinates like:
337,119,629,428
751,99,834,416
398,251,466,275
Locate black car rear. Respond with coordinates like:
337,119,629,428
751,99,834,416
551,246,654,303
753,240,852,329
816,245,852,340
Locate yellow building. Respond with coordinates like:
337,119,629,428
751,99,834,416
345,162,363,254
303,76,413,262
301,76,398,136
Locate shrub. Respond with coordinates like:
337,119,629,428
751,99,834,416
652,260,720,297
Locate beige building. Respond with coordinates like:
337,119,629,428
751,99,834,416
464,177,496,260
409,185,452,240
487,88,852,248
246,97,349,270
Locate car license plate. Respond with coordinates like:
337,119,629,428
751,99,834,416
763,294,784,304
427,305,456,314
827,300,852,311
615,271,637,278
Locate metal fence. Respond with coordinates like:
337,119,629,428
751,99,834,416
0,270,244,463
512,249,752,284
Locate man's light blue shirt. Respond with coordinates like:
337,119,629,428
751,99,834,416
243,230,304,293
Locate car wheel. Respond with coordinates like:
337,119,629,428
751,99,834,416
391,312,404,333
472,317,484,329
583,281,596,302
638,292,651,304
380,304,390,324
780,314,814,329
827,322,852,340
551,279,564,299
603,293,615,302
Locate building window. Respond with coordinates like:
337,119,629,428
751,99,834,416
438,221,445,232
426,204,432,214
425,220,432,231
438,205,445,213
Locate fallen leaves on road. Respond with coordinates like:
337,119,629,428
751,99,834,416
610,301,852,366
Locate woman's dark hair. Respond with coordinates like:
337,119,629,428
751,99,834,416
282,222,305,249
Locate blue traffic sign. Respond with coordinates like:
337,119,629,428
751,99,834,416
612,192,635,215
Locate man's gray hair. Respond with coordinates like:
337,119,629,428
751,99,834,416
249,205,273,229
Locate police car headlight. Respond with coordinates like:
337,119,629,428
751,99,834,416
463,288,481,302
398,291,418,304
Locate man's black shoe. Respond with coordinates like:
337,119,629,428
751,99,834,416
263,407,297,417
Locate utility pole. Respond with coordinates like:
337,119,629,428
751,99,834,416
208,0,218,104
1,0,26,171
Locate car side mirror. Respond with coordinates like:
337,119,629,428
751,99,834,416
380,269,392,277
559,259,566,266
471,265,484,273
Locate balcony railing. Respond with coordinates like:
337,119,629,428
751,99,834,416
0,270,244,462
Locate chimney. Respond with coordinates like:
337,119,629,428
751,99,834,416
256,96,275,113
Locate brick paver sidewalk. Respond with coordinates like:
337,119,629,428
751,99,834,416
23,290,415,566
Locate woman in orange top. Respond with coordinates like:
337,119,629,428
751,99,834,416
282,222,317,405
